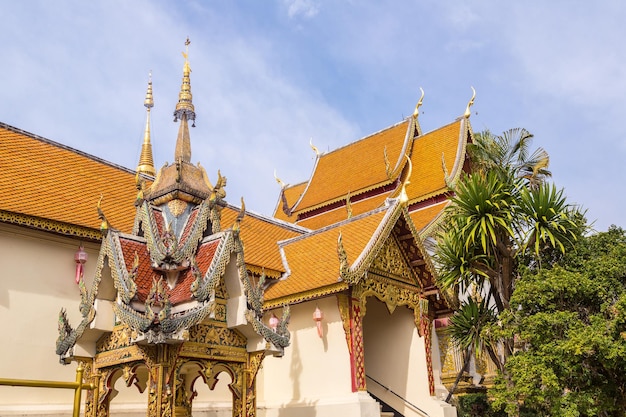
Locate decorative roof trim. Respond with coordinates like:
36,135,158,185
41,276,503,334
289,149,321,212
294,178,396,219
263,282,349,309
0,210,102,240
246,264,282,279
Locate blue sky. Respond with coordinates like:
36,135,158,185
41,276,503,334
1,1,624,231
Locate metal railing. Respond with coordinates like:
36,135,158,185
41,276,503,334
366,374,430,417
0,364,95,417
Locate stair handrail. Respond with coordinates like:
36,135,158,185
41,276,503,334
0,364,95,417
366,374,431,417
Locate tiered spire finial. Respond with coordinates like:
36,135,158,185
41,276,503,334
174,37,196,125
137,72,156,177
174,37,194,163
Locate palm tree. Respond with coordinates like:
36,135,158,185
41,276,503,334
435,128,582,411
445,297,499,403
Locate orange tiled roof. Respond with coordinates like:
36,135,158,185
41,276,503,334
293,120,410,212
296,193,390,230
272,181,307,222
409,200,449,232
405,119,466,202
264,208,389,301
0,123,139,234
221,205,305,274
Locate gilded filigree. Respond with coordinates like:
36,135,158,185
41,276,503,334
188,323,247,348
370,236,416,285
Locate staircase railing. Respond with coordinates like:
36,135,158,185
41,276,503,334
0,364,95,417
366,374,430,417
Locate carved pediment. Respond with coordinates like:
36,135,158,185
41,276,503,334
370,236,419,286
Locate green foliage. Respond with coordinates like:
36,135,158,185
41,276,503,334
457,393,507,417
491,226,626,416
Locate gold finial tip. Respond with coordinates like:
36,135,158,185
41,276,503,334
413,87,425,118
144,72,154,109
464,86,476,118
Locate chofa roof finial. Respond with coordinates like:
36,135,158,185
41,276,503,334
464,86,476,118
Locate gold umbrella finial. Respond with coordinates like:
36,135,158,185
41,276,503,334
174,37,196,127
137,72,156,177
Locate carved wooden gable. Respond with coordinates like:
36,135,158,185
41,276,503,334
370,235,419,287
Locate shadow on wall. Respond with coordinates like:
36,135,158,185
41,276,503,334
276,399,318,417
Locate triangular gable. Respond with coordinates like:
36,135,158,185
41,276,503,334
264,197,444,310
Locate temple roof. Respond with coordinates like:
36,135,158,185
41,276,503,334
404,119,467,203
264,207,390,302
0,122,139,237
221,205,306,277
291,120,411,214
273,116,471,232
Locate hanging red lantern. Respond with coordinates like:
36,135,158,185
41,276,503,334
74,245,88,284
313,306,324,338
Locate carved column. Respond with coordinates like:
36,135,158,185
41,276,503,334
244,351,265,417
350,296,367,392
415,298,435,395
146,345,176,417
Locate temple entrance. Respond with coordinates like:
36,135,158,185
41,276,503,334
362,297,431,417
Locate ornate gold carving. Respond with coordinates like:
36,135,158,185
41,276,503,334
336,293,352,354
167,199,188,217
97,325,137,353
370,236,416,285
246,351,266,389
353,274,422,312
188,323,247,348
0,210,102,239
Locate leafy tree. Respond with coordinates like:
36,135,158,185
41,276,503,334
435,128,583,408
491,226,626,416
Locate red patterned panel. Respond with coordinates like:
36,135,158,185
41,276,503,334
178,207,199,247
118,238,162,303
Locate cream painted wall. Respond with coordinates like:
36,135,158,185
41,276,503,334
0,223,100,408
259,296,381,416
362,297,455,417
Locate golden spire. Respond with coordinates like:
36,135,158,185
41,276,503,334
174,37,195,163
137,72,156,177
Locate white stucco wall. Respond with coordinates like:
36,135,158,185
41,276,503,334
0,223,100,412
258,296,380,417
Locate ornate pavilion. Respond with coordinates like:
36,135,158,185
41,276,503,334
0,41,478,417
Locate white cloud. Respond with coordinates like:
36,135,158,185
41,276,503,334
283,0,320,19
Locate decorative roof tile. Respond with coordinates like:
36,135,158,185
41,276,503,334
405,119,465,202
293,120,410,212
221,206,305,274
296,193,390,230
0,123,138,234
264,208,388,301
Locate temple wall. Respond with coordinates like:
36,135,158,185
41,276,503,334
0,223,99,413
258,296,380,417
